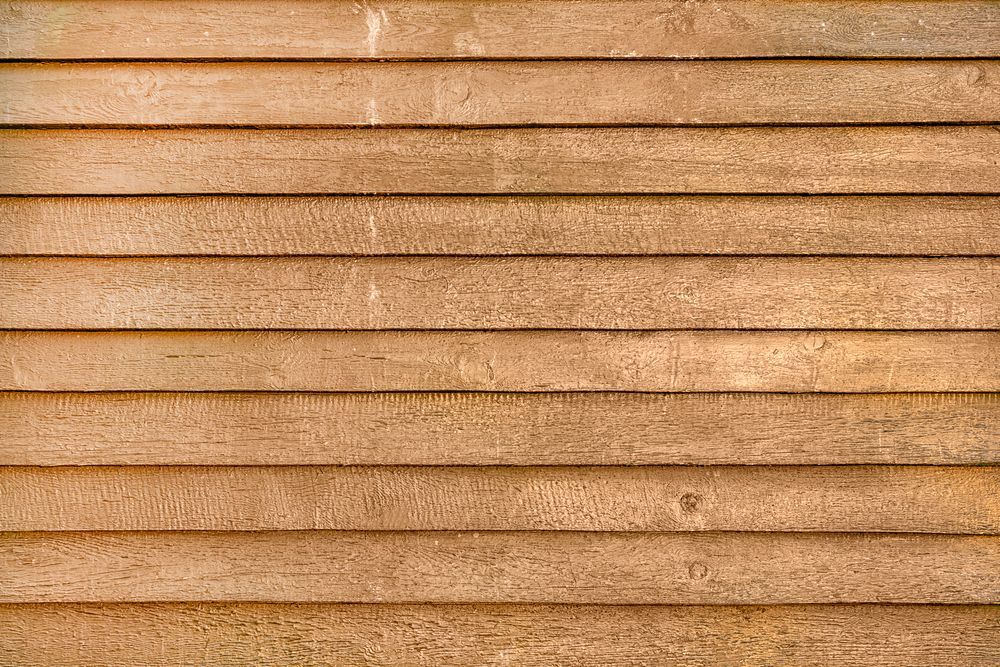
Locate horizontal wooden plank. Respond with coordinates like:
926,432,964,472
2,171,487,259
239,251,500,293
5,392,997,466
3,331,997,392
4,466,996,533
3,604,998,667
3,257,997,330
4,195,1000,256
2,531,997,603
5,127,999,195
4,61,1000,127
3,1,998,60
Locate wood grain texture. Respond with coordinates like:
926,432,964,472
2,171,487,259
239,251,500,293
4,195,1000,256
3,603,998,667
5,392,997,466
5,0,999,646
5,61,1000,126
2,531,997,603
3,331,997,392
3,257,997,330
5,127,1000,195
4,466,997,533
4,0,998,60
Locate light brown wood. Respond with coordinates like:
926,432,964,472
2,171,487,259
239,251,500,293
4,195,1000,256
3,257,996,330
4,0,998,646
2,531,997,603
4,1,998,60
5,392,996,466
5,61,999,126
4,466,996,533
2,331,997,392
2,603,998,667
5,127,1000,195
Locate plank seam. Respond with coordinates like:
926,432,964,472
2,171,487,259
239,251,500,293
4,56,1000,64
6,122,1000,130
3,253,999,259
2,192,999,198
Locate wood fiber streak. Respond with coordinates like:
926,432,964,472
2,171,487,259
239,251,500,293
2,603,998,667
4,195,1000,256
4,61,1000,126
3,257,997,330
2,331,997,392
2,531,997,603
5,127,1000,195
3,0,998,59
4,392,996,466
3,466,997,533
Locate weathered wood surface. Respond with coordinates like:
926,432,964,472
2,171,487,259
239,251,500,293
5,392,996,466
3,331,997,392
4,195,1000,256
4,0,998,60
4,0,999,656
4,465,997,533
5,61,999,126
3,257,997,330
5,127,1000,195
2,603,998,667
2,531,997,603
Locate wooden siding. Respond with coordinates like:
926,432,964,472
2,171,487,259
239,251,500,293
4,531,998,604
2,0,998,664
3,604,999,666
3,331,998,392
4,466,999,533
4,1,999,59
6,127,1000,194
3,257,999,329
3,196,1000,256
3,392,996,466
4,61,999,127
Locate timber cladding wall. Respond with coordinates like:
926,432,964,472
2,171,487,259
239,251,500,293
0,1,998,665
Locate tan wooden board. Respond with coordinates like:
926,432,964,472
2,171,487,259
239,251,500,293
4,195,1000,256
3,465,997,533
4,61,999,126
2,603,998,666
4,392,997,466
2,531,997,603
4,1,998,60
3,256,997,330
2,331,996,392
5,127,1000,195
